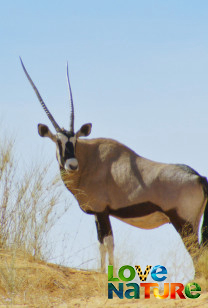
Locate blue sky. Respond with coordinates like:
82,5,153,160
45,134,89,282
1,1,208,282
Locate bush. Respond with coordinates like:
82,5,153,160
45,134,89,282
0,134,68,259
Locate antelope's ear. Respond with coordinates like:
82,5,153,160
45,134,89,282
76,123,92,138
38,124,56,142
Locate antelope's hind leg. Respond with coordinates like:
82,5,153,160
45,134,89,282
95,210,114,273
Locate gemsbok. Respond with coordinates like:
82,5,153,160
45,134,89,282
20,58,208,272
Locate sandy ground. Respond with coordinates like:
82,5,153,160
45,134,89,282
0,250,207,307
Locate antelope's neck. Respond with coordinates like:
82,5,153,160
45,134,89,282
59,140,98,213
59,167,81,195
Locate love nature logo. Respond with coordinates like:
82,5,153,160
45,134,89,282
108,265,201,299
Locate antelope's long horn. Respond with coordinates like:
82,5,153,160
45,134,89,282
20,57,61,132
66,63,74,132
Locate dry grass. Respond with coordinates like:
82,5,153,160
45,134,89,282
181,226,208,292
0,134,68,259
0,249,106,306
193,246,208,291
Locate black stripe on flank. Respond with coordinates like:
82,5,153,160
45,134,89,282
108,203,188,232
108,202,163,218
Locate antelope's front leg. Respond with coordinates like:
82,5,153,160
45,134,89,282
95,210,114,273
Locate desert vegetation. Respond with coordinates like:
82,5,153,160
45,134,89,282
0,133,68,258
0,133,71,304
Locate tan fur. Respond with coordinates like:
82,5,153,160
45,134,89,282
61,137,206,232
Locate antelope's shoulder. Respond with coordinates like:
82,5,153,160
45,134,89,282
78,137,139,157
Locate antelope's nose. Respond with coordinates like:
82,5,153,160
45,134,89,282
69,164,78,171
65,158,79,172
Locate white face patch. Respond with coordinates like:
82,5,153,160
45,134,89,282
57,133,68,148
56,132,78,171
56,133,76,148
69,136,76,146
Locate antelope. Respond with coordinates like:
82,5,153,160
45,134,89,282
20,59,208,272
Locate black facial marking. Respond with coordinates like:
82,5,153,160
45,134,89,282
57,140,63,157
64,141,75,159
57,131,76,166
61,129,75,138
